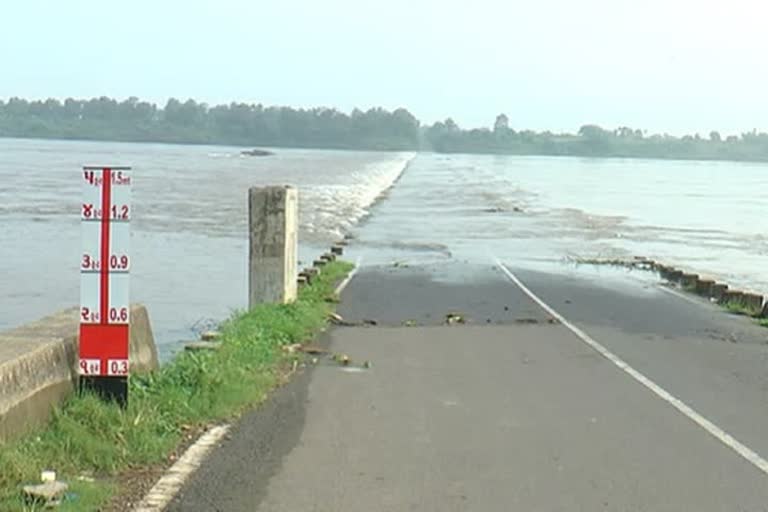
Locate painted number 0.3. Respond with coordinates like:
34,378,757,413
107,359,129,376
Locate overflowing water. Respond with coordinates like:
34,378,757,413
349,153,768,295
0,138,413,358
2,140,768,358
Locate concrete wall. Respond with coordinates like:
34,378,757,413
0,304,158,440
248,186,299,307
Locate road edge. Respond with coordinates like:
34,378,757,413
131,257,362,512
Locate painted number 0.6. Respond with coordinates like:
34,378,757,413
109,307,128,322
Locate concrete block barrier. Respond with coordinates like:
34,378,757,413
681,273,699,289
695,279,715,297
709,283,728,302
720,290,745,305
743,293,764,312
668,270,683,282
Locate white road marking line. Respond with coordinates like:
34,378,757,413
133,425,231,512
133,257,362,511
495,259,768,476
335,256,362,295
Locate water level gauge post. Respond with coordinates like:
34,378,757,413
78,166,132,407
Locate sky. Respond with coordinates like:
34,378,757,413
1,0,767,135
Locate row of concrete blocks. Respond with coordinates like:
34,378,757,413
297,242,346,286
639,258,767,316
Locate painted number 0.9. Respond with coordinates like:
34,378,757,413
109,255,129,270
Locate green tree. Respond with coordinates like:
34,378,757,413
493,113,509,133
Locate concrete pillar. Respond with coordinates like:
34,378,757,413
249,186,298,307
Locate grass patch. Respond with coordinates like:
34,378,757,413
721,300,762,318
0,260,354,511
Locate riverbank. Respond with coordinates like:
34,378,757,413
0,260,353,511
4,133,768,164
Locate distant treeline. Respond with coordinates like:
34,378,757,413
2,96,768,162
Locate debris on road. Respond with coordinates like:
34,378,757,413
200,331,221,341
282,343,303,354
333,354,351,366
403,319,418,327
445,312,466,325
23,481,68,508
340,366,367,373
300,344,328,355
185,341,222,351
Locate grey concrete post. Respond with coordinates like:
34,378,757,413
249,186,298,307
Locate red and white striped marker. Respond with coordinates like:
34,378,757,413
79,167,132,382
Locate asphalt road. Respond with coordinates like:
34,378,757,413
169,262,768,511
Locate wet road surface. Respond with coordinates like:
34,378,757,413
170,262,768,511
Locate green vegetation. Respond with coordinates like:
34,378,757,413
0,260,353,511
721,299,763,318
0,97,420,151
426,119,768,162
2,97,768,162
